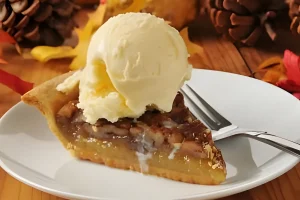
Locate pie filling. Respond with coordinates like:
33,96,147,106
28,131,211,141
55,92,226,175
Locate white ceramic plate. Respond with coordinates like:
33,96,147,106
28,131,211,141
0,69,300,200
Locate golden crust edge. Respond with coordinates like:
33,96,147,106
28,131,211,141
21,71,79,149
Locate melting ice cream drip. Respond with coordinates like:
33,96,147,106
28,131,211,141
135,132,156,173
136,152,152,173
168,143,182,160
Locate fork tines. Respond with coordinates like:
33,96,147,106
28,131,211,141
180,84,231,131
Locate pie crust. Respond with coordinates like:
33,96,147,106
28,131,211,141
21,72,227,185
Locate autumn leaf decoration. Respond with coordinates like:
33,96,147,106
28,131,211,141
256,50,300,99
255,56,287,84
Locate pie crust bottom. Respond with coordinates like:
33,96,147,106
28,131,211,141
71,144,225,185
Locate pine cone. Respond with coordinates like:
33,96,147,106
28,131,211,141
0,0,80,47
288,0,300,34
74,0,99,6
209,0,287,46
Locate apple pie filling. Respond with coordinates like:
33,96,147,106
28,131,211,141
55,93,225,172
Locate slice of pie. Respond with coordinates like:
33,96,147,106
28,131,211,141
21,72,226,185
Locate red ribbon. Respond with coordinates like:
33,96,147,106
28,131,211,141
0,69,33,95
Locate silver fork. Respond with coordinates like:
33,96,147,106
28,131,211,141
180,84,300,158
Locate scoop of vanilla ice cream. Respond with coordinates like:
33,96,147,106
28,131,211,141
57,12,191,124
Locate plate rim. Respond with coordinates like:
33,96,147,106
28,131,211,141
0,69,299,200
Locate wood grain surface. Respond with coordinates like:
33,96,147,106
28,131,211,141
0,10,300,200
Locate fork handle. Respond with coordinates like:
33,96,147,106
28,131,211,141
242,131,300,158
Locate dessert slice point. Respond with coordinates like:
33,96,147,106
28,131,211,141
21,72,227,185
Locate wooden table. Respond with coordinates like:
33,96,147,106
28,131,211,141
0,10,300,200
